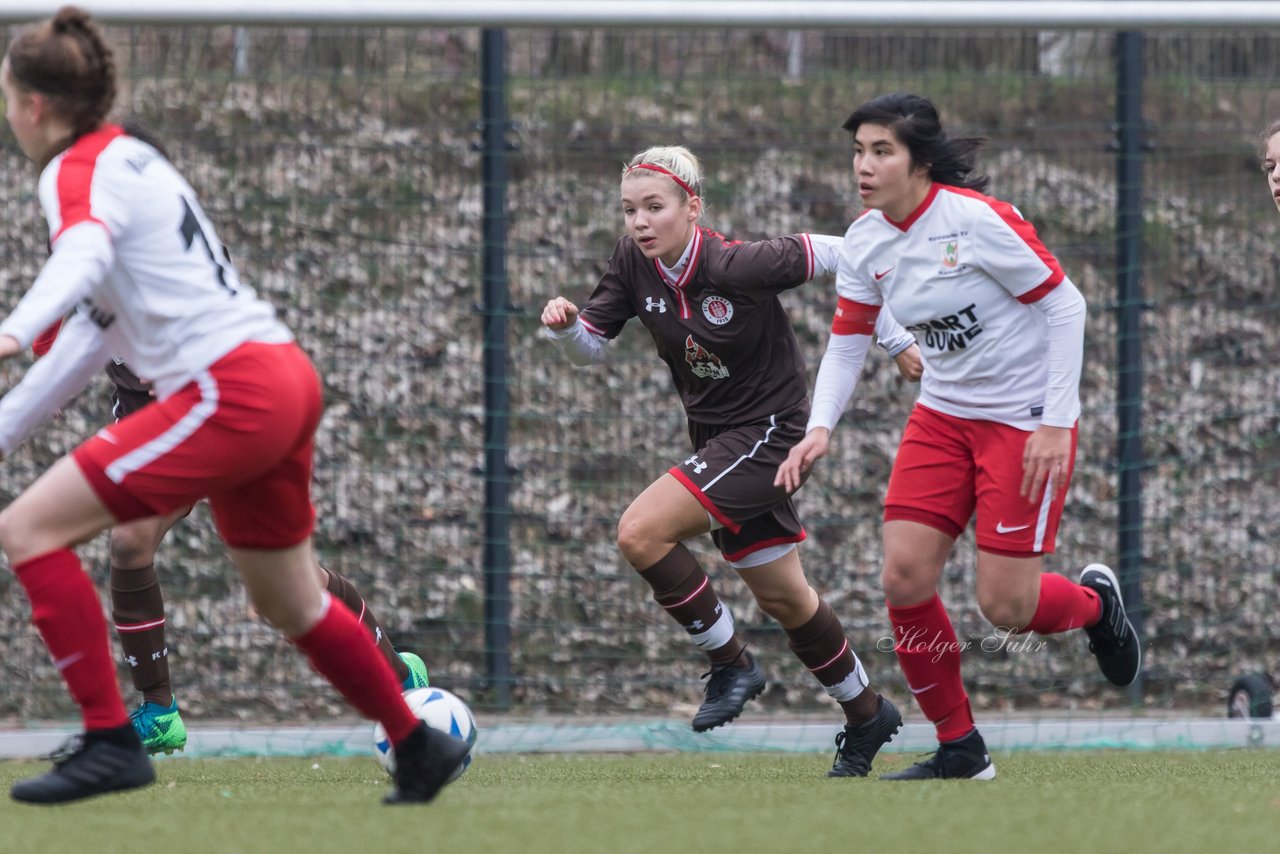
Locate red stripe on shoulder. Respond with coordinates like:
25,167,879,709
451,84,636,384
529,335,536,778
1017,270,1066,304
941,185,1066,285
700,227,743,248
52,125,126,243
831,296,880,336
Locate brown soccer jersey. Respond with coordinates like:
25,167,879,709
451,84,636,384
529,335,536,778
106,358,151,395
578,227,817,426
106,358,154,419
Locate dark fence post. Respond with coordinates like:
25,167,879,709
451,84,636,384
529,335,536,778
1115,30,1146,704
480,27,513,709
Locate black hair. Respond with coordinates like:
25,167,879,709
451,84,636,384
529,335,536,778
842,93,989,193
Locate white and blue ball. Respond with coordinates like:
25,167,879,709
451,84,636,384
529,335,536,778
373,687,477,781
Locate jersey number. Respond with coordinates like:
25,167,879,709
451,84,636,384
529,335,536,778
179,197,236,294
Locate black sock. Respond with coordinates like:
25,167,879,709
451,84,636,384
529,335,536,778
86,722,142,749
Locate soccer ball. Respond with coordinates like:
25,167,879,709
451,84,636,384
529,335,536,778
373,687,477,781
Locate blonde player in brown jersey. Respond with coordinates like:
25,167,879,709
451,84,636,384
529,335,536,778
542,145,922,778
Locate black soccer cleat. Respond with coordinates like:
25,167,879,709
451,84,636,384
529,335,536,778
11,731,155,805
880,729,996,781
827,695,903,778
691,654,767,733
1079,563,1142,687
383,721,471,805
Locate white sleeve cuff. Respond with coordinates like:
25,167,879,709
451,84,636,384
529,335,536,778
542,319,607,366
805,234,844,279
873,306,916,357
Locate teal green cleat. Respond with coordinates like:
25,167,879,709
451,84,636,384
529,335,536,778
129,697,187,756
398,652,430,690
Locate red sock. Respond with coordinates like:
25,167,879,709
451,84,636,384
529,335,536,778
291,595,418,745
887,595,974,743
13,550,128,730
1025,573,1101,634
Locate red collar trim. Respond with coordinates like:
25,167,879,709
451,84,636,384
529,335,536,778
654,228,703,290
883,182,940,232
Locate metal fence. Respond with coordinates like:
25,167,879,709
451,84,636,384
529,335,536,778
0,10,1277,724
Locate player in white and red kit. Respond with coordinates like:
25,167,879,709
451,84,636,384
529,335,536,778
22,325,430,756
0,7,464,805
543,145,923,777
777,93,1141,780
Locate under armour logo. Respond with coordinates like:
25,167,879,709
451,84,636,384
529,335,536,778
690,620,704,631
645,297,667,313
685,454,707,474
125,655,138,668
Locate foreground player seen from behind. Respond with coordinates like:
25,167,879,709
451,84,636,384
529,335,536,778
777,93,1141,780
23,333,430,756
0,6,463,805
543,144,923,777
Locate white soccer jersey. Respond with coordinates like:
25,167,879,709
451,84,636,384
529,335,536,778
0,125,290,451
829,183,1083,431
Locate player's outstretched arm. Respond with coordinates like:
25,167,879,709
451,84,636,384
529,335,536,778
541,296,608,366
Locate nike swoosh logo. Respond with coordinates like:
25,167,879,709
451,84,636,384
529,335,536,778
908,682,937,695
53,652,84,671
95,428,119,445
873,267,894,281
995,522,1030,534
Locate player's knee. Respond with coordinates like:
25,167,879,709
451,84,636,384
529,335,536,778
615,514,653,567
751,589,790,622
250,593,316,638
881,561,933,606
977,593,1035,632
752,588,809,626
109,528,154,568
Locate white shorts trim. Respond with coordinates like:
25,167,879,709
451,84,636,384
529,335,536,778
1033,474,1055,552
104,371,218,484
728,541,797,570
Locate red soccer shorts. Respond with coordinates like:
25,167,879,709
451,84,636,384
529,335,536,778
883,404,1077,557
73,341,322,550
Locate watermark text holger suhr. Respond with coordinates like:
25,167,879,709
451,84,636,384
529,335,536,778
877,626,1049,663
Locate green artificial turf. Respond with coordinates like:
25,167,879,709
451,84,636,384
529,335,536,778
1,750,1275,853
